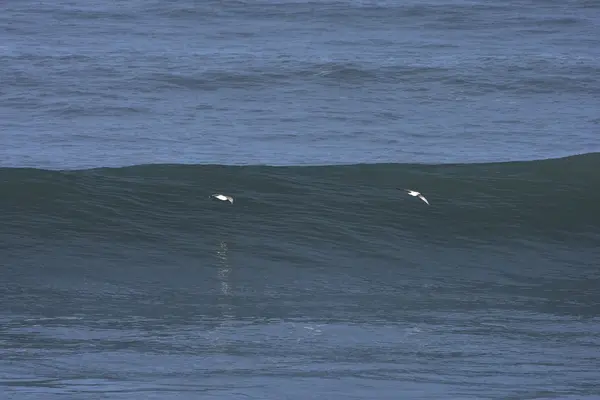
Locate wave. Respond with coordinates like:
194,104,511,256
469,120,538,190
143,59,600,94
1,153,599,253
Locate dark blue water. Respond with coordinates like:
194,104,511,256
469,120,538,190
1,1,600,399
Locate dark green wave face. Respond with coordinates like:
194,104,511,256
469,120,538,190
2,153,599,253
2,154,600,399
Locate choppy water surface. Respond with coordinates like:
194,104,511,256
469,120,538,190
1,0,599,168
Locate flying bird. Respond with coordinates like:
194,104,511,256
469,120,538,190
211,194,234,204
404,189,429,205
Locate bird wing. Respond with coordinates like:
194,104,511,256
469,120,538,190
418,195,429,205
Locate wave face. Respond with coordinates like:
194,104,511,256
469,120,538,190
2,153,599,256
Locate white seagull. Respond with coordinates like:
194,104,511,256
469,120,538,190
211,194,234,204
404,189,429,205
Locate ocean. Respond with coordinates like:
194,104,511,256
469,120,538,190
1,1,600,399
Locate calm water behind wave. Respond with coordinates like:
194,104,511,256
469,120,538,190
1,0,600,399
1,0,599,168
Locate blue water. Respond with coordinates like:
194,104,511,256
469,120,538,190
1,1,600,399
2,0,599,169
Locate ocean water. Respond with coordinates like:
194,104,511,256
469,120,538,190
1,1,600,399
